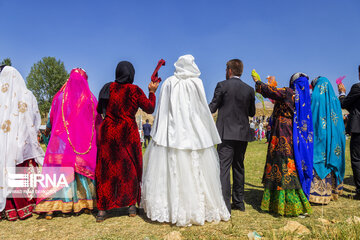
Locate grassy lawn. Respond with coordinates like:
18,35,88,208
1,140,360,239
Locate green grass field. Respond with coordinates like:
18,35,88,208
1,140,360,239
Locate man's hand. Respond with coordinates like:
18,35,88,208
338,83,346,94
149,81,159,93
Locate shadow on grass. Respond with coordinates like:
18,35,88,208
343,176,357,196
344,176,355,187
137,208,179,227
244,182,263,212
36,209,96,220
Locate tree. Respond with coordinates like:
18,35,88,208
1,58,12,66
26,57,69,118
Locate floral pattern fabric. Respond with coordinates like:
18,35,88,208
309,170,343,204
261,188,312,216
256,81,312,216
256,82,301,190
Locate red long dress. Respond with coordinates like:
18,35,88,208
96,82,155,211
1,160,38,221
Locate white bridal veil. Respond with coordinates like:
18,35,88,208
151,54,221,150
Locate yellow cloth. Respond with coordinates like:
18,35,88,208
251,69,261,82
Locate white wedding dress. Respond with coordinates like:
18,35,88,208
141,55,230,227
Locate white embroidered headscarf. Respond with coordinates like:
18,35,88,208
0,66,44,211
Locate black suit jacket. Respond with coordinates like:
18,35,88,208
209,77,256,142
339,82,360,133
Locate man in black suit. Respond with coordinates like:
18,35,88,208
338,65,360,199
209,59,255,213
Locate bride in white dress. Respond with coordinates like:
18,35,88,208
141,54,230,227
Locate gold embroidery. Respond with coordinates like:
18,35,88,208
307,132,313,143
319,83,328,94
321,117,327,129
1,83,9,93
321,152,326,161
265,164,282,182
35,199,95,213
18,101,28,113
301,120,308,132
331,110,338,126
334,145,341,157
1,120,11,133
278,116,292,124
270,136,292,156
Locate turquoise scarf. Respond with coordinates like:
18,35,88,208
311,77,345,184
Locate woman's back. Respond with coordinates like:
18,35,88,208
107,83,143,121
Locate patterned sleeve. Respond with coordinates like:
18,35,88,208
255,81,288,101
137,87,156,114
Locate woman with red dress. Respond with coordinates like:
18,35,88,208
96,61,159,222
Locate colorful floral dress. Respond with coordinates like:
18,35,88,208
255,81,312,216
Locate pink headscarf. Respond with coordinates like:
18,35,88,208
37,69,101,202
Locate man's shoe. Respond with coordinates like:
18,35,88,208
231,203,245,212
353,193,360,200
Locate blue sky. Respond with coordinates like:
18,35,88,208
1,0,359,102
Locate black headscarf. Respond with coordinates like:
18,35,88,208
115,61,135,84
0,65,6,74
289,72,309,89
97,61,135,115
311,76,321,89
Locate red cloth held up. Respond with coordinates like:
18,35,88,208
151,59,166,83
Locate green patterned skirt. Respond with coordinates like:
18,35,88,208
261,188,312,216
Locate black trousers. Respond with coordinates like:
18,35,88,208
350,133,360,193
143,135,151,148
218,140,248,213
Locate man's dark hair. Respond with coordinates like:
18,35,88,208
146,119,149,123
226,59,243,77
358,65,360,73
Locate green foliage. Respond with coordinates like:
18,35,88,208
1,58,12,66
26,57,68,117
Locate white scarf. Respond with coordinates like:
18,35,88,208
0,66,44,211
151,54,221,150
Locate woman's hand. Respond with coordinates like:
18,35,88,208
149,81,159,93
252,75,259,82
338,83,346,94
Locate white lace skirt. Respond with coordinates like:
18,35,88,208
141,141,230,227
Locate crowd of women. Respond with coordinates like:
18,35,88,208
0,56,359,227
